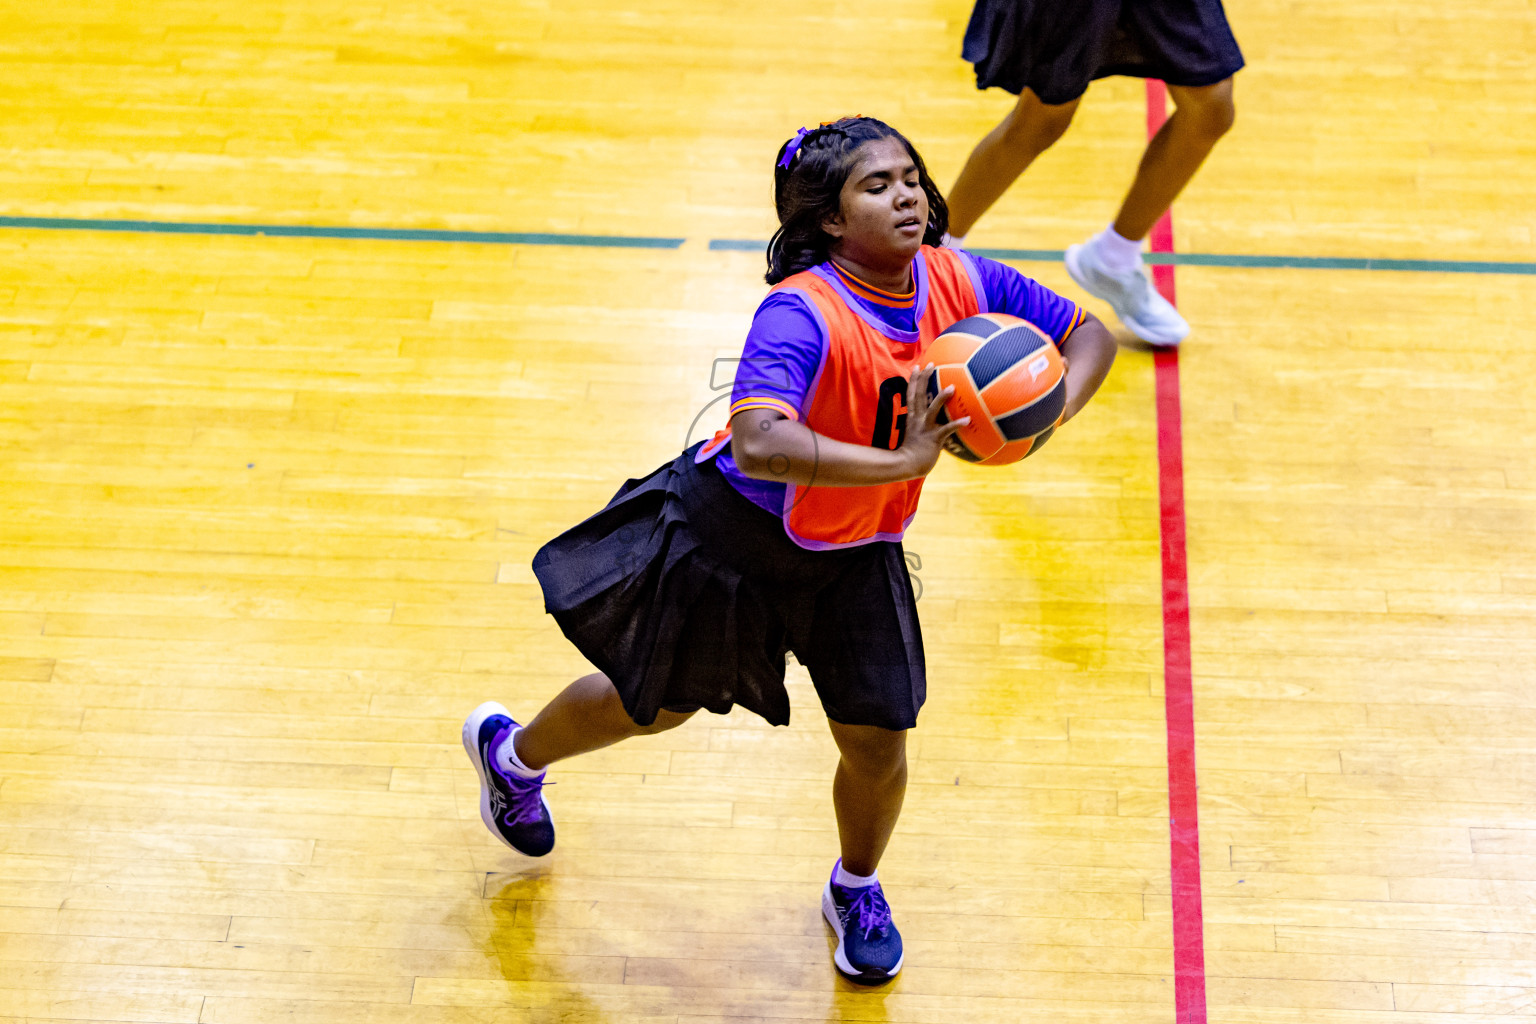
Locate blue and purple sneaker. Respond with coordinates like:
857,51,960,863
461,701,555,857
822,859,904,984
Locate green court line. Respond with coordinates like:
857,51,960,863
713,239,1536,276
2,215,1531,275
1141,251,1536,275
0,215,685,249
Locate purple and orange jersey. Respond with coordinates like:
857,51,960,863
700,245,1084,549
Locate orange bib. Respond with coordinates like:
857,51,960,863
714,246,983,550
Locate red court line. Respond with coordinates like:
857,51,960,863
1145,77,1209,1024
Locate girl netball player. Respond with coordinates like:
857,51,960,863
463,117,1117,984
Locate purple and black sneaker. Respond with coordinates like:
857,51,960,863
461,701,555,857
822,858,904,984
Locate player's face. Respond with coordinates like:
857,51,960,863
825,137,928,270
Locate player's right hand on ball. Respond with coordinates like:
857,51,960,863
899,363,970,479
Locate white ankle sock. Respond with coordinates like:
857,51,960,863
1092,225,1144,274
835,862,879,889
494,727,543,779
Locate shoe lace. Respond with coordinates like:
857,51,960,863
845,885,892,939
494,772,551,827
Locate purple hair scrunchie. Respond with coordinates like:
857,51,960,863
778,127,811,169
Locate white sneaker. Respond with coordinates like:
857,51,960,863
1064,239,1190,346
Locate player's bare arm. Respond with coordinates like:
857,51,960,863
731,366,969,486
1058,310,1117,423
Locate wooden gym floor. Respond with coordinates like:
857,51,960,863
1,1,1534,1021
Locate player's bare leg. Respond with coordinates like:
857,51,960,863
828,720,908,874
1111,77,1237,241
516,673,695,769
822,719,909,983
1068,77,1236,345
462,674,694,857
946,88,1083,241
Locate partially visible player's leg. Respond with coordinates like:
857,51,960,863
946,88,1083,242
463,674,695,857
1065,76,1235,346
1111,76,1236,242
822,719,909,984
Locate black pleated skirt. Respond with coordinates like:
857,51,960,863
531,444,926,730
964,0,1245,104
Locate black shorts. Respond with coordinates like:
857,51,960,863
964,0,1245,104
531,444,926,731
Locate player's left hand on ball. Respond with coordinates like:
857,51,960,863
899,363,971,478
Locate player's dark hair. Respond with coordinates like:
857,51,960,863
765,116,949,285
